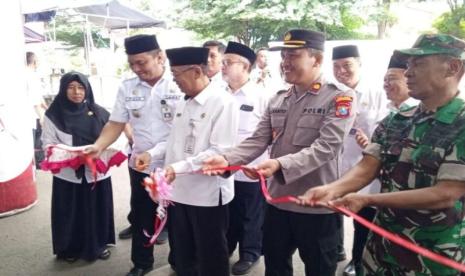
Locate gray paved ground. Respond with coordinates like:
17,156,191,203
0,163,354,276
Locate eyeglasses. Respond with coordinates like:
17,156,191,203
172,66,196,77
222,60,243,67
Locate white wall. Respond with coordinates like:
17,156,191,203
0,0,35,181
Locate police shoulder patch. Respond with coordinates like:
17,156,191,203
334,95,353,118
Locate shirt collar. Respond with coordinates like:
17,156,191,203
387,98,419,112
211,72,223,82
136,70,169,88
284,75,324,98
434,95,465,124
190,81,215,106
227,80,254,96
353,77,368,94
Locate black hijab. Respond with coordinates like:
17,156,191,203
45,71,109,147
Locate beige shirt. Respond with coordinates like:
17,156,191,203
224,76,357,214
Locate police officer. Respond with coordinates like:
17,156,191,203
163,46,239,276
299,34,465,275
85,34,182,276
222,41,269,275
332,45,389,275
204,29,357,276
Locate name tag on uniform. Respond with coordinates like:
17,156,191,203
240,104,254,112
161,106,173,121
271,108,287,114
164,95,181,100
160,100,173,122
125,96,145,102
184,134,195,154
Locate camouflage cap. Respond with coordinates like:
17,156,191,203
396,34,465,59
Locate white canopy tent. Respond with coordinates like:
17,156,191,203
21,0,165,30
20,0,166,109
21,0,165,70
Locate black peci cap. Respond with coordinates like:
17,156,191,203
387,52,407,69
166,47,209,66
124,34,160,55
270,29,325,51
224,41,257,65
332,45,360,60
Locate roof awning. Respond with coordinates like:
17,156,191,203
20,0,165,29
24,26,45,43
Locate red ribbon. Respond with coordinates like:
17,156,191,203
211,165,465,273
41,145,128,189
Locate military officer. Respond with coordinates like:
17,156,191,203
299,34,465,275
203,29,357,276
85,34,182,276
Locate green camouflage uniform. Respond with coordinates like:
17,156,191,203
362,97,465,275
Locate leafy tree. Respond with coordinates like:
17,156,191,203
178,0,370,49
46,16,110,49
433,0,465,38
368,0,398,39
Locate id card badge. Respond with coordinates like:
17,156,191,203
162,106,172,121
184,134,196,154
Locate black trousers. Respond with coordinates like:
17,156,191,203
337,214,344,254
227,180,265,262
263,205,339,276
128,168,158,269
169,202,229,276
352,207,377,266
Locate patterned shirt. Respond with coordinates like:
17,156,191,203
362,96,465,275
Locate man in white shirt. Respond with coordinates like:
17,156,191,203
85,34,182,276
26,52,48,167
203,40,227,89
164,46,239,276
332,45,389,276
222,41,269,275
251,47,284,98
384,52,418,112
355,52,418,154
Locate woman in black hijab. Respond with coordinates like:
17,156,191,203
42,72,115,262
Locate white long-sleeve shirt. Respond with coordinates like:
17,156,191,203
41,116,111,183
341,78,389,195
165,82,239,206
227,81,269,182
